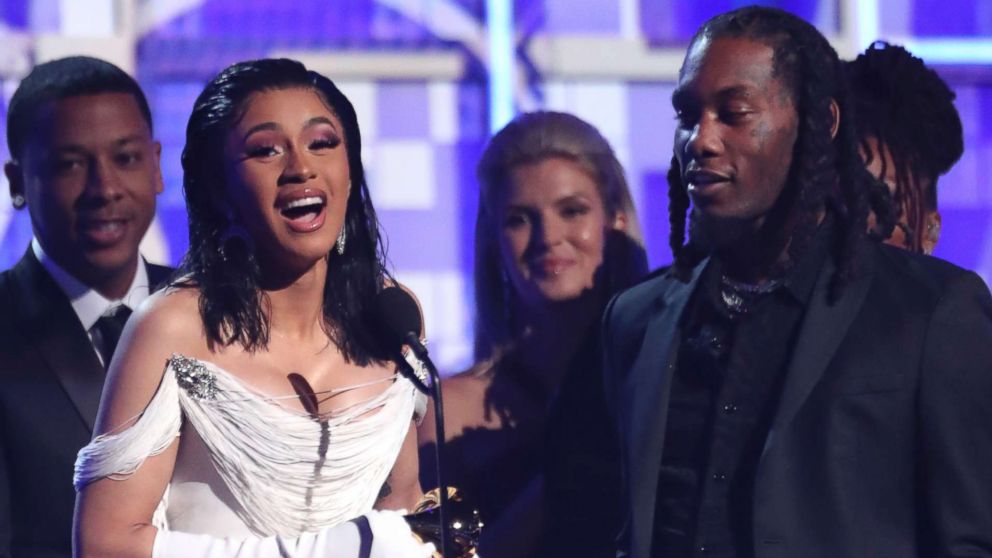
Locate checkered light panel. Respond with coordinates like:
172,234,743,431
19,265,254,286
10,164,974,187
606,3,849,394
1,0,991,371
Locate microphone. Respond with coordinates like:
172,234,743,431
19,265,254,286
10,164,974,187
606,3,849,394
373,286,451,556
373,286,434,393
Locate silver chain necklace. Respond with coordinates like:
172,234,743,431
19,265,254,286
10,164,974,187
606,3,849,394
719,274,783,315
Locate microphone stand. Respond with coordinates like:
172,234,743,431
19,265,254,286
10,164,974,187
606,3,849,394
400,333,450,557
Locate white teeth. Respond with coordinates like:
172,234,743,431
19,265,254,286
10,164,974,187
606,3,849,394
91,222,122,231
283,196,324,210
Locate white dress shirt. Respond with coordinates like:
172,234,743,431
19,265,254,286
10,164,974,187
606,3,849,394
32,238,152,367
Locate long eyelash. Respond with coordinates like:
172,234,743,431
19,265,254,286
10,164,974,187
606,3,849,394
56,160,83,171
504,214,527,227
247,146,276,157
312,137,341,149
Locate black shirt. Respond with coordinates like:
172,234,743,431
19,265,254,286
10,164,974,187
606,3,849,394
542,323,623,557
653,225,831,558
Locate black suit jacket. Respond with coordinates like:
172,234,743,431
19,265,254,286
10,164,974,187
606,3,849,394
603,242,992,558
0,249,172,558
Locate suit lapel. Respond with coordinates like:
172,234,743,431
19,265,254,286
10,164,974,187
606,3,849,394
768,250,875,441
146,261,173,289
626,260,708,555
9,251,105,433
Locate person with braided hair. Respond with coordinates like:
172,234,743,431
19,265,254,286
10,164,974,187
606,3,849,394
602,7,992,558
846,42,964,255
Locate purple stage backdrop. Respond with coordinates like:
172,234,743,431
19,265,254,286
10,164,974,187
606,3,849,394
1,0,990,371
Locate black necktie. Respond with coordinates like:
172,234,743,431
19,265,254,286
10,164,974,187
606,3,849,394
94,305,132,370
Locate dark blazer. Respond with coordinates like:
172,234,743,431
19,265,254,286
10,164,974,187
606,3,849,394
603,242,992,558
0,249,172,558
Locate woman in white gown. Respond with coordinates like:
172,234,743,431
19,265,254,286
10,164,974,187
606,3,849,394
73,58,435,558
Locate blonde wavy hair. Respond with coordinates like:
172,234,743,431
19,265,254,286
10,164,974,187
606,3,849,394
473,111,647,360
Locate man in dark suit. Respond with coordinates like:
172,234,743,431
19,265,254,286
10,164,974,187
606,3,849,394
603,7,992,558
0,56,170,557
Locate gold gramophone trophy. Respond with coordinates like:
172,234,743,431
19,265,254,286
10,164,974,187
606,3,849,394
407,487,483,558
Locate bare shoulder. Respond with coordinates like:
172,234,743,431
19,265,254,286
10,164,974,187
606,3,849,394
443,361,494,396
419,361,495,444
437,361,497,437
122,285,206,364
132,286,201,336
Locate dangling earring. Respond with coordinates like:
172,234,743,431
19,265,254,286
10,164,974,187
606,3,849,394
219,222,255,262
923,220,941,256
11,194,25,209
218,208,255,262
335,226,347,255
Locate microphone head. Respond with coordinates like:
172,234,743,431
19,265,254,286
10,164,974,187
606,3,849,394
373,286,423,350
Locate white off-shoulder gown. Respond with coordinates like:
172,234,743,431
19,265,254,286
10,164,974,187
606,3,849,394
75,354,427,542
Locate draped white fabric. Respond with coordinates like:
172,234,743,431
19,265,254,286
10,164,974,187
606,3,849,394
75,354,427,538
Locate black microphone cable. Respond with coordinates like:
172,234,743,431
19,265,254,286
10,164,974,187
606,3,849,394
374,287,450,557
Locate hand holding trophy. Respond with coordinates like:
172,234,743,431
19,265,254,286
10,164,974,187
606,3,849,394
407,488,483,557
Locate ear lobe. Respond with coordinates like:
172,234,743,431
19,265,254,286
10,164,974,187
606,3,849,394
612,211,628,232
828,98,841,139
152,141,165,195
828,98,840,139
923,211,941,254
5,161,25,209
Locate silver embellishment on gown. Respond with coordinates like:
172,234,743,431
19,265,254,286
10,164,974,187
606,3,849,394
170,354,218,400
403,339,430,384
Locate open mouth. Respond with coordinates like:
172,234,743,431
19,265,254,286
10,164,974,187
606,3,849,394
275,189,328,232
79,218,128,246
280,196,325,223
685,169,731,187
531,257,575,277
684,169,732,203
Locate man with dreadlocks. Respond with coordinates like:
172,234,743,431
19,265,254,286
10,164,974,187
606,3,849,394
846,42,964,255
602,6,992,558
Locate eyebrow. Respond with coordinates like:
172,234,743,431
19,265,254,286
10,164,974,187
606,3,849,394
51,134,148,154
554,193,593,206
505,193,593,212
242,116,338,142
715,85,755,101
242,122,279,142
114,134,149,146
504,202,532,212
304,116,337,131
672,84,756,107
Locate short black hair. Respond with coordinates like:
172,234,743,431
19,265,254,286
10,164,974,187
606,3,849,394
6,56,153,160
845,42,963,249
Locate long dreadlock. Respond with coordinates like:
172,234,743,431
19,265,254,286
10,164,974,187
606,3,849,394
668,7,884,299
845,42,963,253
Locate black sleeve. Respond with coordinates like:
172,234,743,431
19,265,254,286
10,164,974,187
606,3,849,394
541,322,622,558
918,270,992,556
0,283,13,558
601,293,632,558
0,417,12,558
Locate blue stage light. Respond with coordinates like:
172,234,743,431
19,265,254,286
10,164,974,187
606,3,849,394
487,0,515,133
903,39,992,65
